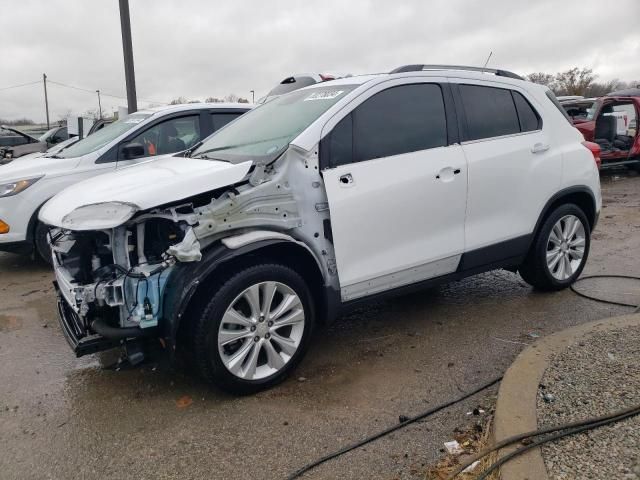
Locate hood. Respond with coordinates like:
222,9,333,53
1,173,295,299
0,150,81,179
0,126,38,141
4,141,47,158
39,154,253,228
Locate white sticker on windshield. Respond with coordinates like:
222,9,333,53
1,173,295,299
303,90,345,101
124,118,145,124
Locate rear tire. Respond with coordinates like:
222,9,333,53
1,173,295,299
519,204,590,291
191,263,315,394
34,221,52,265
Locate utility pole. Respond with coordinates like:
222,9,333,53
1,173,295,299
43,73,50,129
250,90,255,103
96,90,102,119
118,0,137,113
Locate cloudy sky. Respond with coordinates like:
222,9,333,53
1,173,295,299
2,0,639,123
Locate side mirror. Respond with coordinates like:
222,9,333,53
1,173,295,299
121,142,145,160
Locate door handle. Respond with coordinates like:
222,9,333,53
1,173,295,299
436,167,461,180
339,173,354,186
531,143,550,154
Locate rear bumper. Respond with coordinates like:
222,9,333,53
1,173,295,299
53,281,121,357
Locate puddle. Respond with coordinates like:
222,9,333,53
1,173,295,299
0,314,23,332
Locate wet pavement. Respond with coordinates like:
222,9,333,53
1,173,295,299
1,172,639,480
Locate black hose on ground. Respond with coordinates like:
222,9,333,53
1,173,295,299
285,274,640,479
476,406,640,480
447,404,640,479
570,274,640,310
285,376,503,480
444,273,640,479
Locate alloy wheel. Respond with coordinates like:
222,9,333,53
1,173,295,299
217,281,305,380
546,214,586,281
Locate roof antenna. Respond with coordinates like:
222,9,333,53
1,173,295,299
482,51,493,72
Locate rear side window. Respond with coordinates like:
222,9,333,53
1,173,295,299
327,83,447,167
513,92,542,132
460,85,520,140
211,112,242,131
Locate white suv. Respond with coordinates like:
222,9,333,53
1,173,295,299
0,103,250,261
41,65,601,393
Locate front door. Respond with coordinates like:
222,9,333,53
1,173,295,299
321,82,468,301
116,114,201,168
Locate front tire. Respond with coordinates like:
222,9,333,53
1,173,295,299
34,221,52,265
519,204,590,291
191,263,315,394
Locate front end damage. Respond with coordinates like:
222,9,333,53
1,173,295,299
50,147,339,362
52,215,193,357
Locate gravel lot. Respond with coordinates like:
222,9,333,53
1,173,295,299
538,326,640,480
0,172,638,479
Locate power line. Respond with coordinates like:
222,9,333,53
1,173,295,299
0,80,41,91
47,79,168,105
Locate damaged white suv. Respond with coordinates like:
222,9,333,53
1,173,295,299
41,65,601,393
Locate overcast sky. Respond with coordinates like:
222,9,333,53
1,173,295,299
2,0,639,123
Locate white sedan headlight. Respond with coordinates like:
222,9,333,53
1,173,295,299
61,202,139,230
0,176,43,197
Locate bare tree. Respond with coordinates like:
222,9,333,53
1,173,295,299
169,96,188,105
526,72,557,91
554,68,596,96
205,96,223,103
224,94,240,103
584,79,624,97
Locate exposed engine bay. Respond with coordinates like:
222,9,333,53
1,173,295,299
50,147,338,355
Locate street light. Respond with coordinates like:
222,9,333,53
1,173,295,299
250,90,255,103
96,90,102,119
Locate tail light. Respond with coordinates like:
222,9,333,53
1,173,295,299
582,141,601,169
319,74,335,82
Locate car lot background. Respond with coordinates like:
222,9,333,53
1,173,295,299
0,171,639,479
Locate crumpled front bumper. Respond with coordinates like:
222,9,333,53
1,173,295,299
54,281,121,357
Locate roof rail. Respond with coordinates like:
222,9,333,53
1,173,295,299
390,64,524,80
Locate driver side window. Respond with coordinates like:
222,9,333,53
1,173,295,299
324,83,448,168
121,115,200,159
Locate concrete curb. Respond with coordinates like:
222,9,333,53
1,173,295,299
493,313,640,480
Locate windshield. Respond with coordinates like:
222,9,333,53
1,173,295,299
192,85,356,163
563,100,599,121
38,127,58,142
57,112,152,158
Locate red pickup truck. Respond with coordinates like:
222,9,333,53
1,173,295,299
560,93,640,170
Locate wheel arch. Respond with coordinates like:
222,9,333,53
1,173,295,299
532,186,597,244
162,234,332,353
27,198,53,245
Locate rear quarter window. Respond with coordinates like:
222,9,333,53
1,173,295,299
513,91,542,132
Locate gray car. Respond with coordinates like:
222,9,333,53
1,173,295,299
0,125,68,160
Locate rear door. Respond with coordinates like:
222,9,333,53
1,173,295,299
451,81,560,255
321,80,468,301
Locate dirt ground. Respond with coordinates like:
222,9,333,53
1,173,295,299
0,171,638,480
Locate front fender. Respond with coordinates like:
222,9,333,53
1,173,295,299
160,234,323,351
